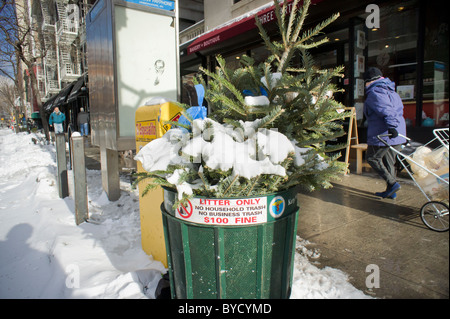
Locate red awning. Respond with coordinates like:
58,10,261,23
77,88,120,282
187,0,323,55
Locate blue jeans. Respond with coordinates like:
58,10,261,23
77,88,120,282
80,123,88,136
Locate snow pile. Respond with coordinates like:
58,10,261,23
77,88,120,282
135,118,296,177
291,238,371,299
0,129,370,299
135,118,326,199
0,130,165,298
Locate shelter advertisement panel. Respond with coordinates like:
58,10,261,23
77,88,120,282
115,6,178,140
86,0,178,151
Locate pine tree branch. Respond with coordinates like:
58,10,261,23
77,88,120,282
222,174,239,197
290,0,310,43
300,13,340,45
286,0,301,43
257,105,284,129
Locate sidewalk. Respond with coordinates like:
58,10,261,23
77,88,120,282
297,169,449,299
84,139,448,298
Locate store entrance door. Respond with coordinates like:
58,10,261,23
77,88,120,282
310,27,349,106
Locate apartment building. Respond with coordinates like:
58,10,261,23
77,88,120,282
15,0,94,131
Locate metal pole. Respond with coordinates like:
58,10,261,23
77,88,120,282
55,133,69,198
100,146,120,201
71,135,89,225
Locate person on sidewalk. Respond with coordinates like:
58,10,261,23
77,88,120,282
49,107,65,134
77,107,89,137
364,67,407,199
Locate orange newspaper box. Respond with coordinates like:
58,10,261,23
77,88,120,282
135,101,182,267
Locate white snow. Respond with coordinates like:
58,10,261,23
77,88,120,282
260,72,282,89
135,129,186,172
135,118,314,198
135,118,331,199
244,95,270,106
0,128,371,299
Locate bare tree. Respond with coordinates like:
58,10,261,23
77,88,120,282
0,76,16,123
1,1,24,132
0,0,51,140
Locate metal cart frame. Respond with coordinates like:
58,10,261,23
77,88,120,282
377,128,449,232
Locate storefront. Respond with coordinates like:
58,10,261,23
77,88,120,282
43,74,89,133
179,0,448,143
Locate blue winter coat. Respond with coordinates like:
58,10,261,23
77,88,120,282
49,111,65,125
364,78,407,146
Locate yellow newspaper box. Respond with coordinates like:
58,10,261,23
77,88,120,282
135,101,182,267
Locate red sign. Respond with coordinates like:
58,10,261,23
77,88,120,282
187,0,323,55
175,196,268,225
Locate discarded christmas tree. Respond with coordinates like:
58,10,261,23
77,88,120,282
134,0,350,205
133,0,351,300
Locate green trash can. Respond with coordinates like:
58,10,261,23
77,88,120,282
161,187,299,299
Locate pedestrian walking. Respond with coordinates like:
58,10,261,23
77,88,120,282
363,67,407,199
49,107,65,134
77,107,89,137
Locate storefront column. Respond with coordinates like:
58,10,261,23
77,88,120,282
415,0,426,127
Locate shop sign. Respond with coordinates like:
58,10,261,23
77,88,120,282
187,0,323,55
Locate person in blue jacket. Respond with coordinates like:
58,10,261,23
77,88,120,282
364,67,407,199
49,107,66,134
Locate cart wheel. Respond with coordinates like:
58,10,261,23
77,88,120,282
420,201,449,232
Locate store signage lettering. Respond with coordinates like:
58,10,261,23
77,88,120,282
188,35,221,54
257,2,295,25
258,10,275,25
176,197,268,225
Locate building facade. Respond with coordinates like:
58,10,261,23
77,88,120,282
17,0,94,131
17,0,448,141
180,0,449,142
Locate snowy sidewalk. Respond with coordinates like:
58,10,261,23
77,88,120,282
0,129,370,299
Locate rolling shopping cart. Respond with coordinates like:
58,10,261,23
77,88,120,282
377,128,449,232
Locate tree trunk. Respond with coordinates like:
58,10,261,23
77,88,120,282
13,107,20,133
28,66,50,141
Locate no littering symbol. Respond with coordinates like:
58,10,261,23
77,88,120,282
177,200,193,219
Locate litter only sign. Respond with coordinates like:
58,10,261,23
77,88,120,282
175,189,298,226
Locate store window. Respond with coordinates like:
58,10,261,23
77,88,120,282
423,2,449,127
181,63,203,107
366,0,419,127
309,28,349,106
250,45,270,64
365,0,449,128
224,51,246,70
